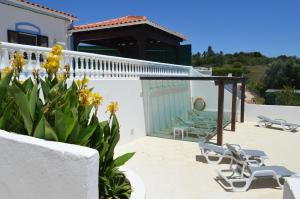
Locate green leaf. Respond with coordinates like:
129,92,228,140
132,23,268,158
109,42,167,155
106,116,120,160
11,83,33,135
45,118,58,141
67,123,80,144
41,79,50,100
22,78,34,93
0,101,14,129
33,116,45,139
0,71,13,102
29,84,38,121
54,110,76,142
78,122,98,146
0,70,13,87
114,153,135,167
80,105,93,123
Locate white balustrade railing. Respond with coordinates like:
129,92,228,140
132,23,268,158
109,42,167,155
193,67,212,76
0,42,192,79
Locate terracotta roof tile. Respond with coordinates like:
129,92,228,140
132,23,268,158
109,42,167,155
73,16,147,30
73,16,187,40
16,0,77,19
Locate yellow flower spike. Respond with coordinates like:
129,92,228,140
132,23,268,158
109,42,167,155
79,88,92,107
106,101,119,115
1,66,12,79
11,52,26,73
51,44,63,56
43,45,64,75
57,74,65,82
92,92,103,108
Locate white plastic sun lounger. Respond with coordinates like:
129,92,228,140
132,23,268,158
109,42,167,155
257,115,300,132
216,144,296,192
198,142,268,165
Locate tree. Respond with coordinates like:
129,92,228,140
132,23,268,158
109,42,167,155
264,60,299,89
207,46,215,57
275,86,297,105
192,52,201,66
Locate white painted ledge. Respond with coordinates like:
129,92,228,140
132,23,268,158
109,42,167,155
0,130,99,199
284,177,300,199
120,167,146,199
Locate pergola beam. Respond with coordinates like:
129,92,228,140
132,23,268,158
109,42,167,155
240,79,246,123
217,80,225,145
231,82,237,131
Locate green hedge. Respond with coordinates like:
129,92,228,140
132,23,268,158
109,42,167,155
265,92,300,105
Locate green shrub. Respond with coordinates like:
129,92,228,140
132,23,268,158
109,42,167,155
232,62,242,68
212,67,243,76
0,47,134,199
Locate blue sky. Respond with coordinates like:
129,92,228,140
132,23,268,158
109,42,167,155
32,0,300,57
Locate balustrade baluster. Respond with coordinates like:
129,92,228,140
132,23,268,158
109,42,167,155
74,57,79,78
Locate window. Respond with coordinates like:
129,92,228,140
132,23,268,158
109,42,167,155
8,30,48,47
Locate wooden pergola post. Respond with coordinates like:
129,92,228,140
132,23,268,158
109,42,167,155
217,80,225,146
231,81,237,131
240,79,246,123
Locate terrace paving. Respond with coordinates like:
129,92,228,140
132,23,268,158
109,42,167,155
115,122,300,199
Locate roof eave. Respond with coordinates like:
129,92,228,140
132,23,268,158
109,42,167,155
2,0,78,21
72,20,187,41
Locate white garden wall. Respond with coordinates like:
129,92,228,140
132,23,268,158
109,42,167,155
245,104,300,124
88,79,147,145
0,130,99,199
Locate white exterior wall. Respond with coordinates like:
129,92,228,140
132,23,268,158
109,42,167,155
0,3,70,48
0,130,99,199
190,81,240,114
245,104,300,124
87,79,147,145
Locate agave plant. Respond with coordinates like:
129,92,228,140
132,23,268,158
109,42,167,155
0,47,134,199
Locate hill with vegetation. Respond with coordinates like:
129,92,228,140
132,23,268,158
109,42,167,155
192,46,300,105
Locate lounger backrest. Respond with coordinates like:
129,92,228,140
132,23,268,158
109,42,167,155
257,115,270,121
199,142,225,154
226,144,247,175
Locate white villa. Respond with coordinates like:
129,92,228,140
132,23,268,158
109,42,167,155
0,1,299,199
0,0,77,49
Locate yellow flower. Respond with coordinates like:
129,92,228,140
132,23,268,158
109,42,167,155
1,66,12,79
79,88,92,107
51,44,63,56
76,76,89,89
43,53,61,75
11,52,26,73
76,79,82,88
43,45,64,75
106,101,119,115
92,92,103,108
57,74,65,82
